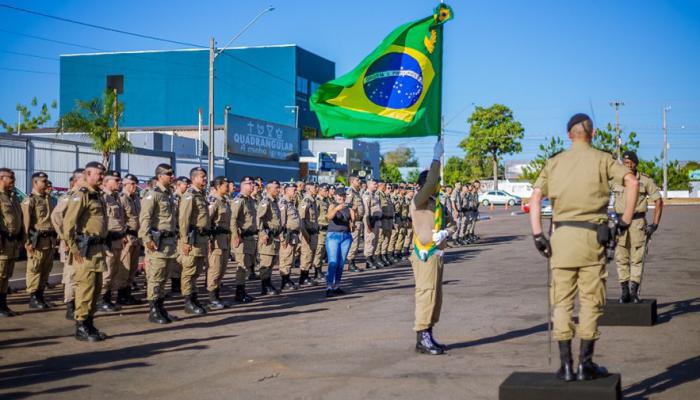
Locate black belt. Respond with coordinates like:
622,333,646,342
633,212,646,220
306,228,319,235
0,231,21,241
381,216,392,220
241,230,258,238
125,228,138,236
212,227,232,235
319,226,328,231
37,230,57,238
160,231,178,238
553,221,601,231
106,231,126,241
78,235,107,245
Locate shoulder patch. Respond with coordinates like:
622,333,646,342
184,195,193,201
79,187,88,193
153,186,162,193
186,188,196,194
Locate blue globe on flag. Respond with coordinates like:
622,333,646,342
363,52,424,109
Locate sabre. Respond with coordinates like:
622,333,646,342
637,233,652,298
545,216,553,366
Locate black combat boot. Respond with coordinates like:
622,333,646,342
157,298,174,323
29,292,46,309
280,274,298,291
314,267,325,280
184,293,207,315
75,320,103,342
65,300,75,320
261,278,280,296
415,330,444,355
170,278,181,295
299,270,316,287
381,254,391,266
348,260,359,273
248,268,260,281
365,256,377,270
208,290,225,310
577,340,608,380
235,285,255,303
556,340,576,381
618,281,631,304
629,281,642,304
427,327,448,351
148,300,170,324
117,287,140,305
99,291,121,312
0,293,18,317
37,289,52,308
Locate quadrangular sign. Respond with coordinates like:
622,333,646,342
228,115,299,161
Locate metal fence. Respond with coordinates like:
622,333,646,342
0,135,175,193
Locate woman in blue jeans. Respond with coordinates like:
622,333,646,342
324,186,356,297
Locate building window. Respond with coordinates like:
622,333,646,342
310,81,321,95
106,75,124,94
296,76,308,94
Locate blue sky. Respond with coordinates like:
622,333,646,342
1,0,699,168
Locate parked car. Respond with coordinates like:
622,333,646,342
522,198,552,217
479,190,522,206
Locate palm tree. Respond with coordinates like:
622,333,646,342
58,89,133,170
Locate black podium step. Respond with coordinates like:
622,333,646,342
499,372,621,400
599,299,657,326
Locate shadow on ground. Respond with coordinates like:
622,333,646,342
623,355,700,399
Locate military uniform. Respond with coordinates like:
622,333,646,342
100,187,127,311
612,172,661,286
378,189,395,264
230,192,257,302
298,193,319,285
450,187,462,241
457,188,470,242
313,193,330,278
22,188,57,308
63,184,108,339
466,190,480,240
119,189,141,304
0,184,24,316
362,189,383,269
402,192,414,254
257,193,282,295
389,191,407,259
178,186,211,313
279,195,301,290
139,182,179,322
51,189,77,317
346,186,365,269
534,141,630,343
206,192,232,307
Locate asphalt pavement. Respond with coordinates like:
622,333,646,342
1,206,698,400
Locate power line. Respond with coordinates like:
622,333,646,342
0,66,57,75
0,3,204,48
0,28,105,51
0,49,57,61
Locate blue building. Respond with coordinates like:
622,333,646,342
59,45,335,180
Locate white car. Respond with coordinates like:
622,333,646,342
479,190,522,206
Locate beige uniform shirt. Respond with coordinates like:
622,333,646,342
279,197,301,237
316,195,330,228
347,187,364,219
230,194,257,254
209,193,232,250
104,190,126,250
362,190,383,228
63,186,108,269
612,172,661,214
179,187,211,256
120,192,141,235
299,194,319,235
534,141,630,267
257,195,281,255
22,191,55,249
0,187,24,259
139,183,178,258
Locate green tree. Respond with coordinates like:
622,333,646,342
461,104,524,190
521,136,565,183
0,97,57,133
406,168,421,183
380,158,402,183
58,89,133,170
383,145,418,167
638,157,691,192
592,123,639,156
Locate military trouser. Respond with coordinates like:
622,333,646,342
63,263,76,303
313,230,327,269
451,214,462,240
410,251,444,331
234,251,253,285
467,211,478,235
0,258,17,294
121,236,141,287
169,255,182,279
458,215,469,238
102,239,127,294
25,247,55,294
300,233,319,272
145,255,177,300
379,227,392,255
208,247,230,291
615,219,647,284
180,255,206,296
403,228,413,251
279,236,299,276
74,266,103,321
389,226,400,253
347,221,363,261
259,241,279,281
363,223,380,259
551,263,607,341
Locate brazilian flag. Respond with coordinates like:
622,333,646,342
310,4,453,139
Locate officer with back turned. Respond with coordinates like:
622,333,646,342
529,114,638,381
0,168,24,317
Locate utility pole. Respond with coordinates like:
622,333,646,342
662,106,671,199
17,110,21,135
223,105,231,162
609,100,625,161
208,37,215,182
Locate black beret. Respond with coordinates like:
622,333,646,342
85,161,106,171
240,176,254,183
123,174,139,183
567,113,592,132
104,170,121,179
305,181,317,187
190,167,207,175
622,151,639,165
267,180,281,185
176,176,191,184
32,172,48,179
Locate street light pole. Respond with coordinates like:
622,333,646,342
609,100,625,161
662,106,671,199
207,6,275,182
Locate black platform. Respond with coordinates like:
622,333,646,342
499,372,621,400
598,299,657,326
